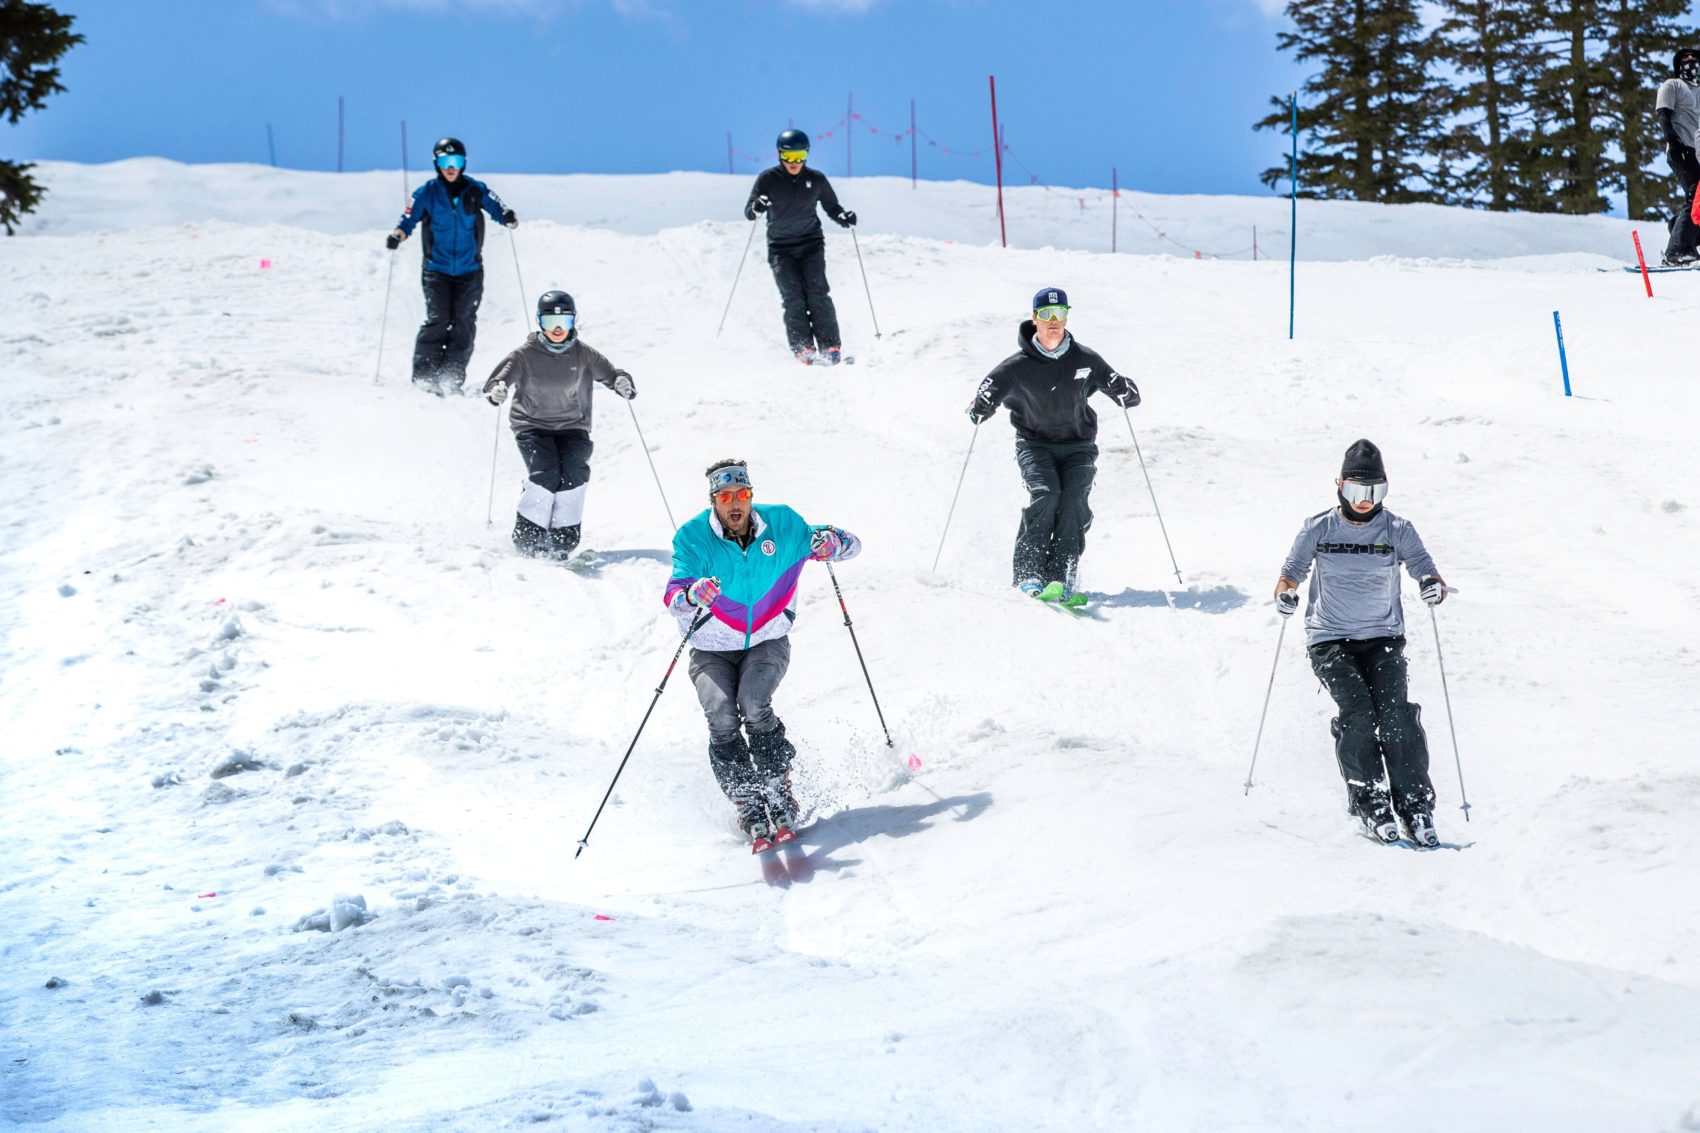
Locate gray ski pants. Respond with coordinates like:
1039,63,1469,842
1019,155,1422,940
688,636,791,744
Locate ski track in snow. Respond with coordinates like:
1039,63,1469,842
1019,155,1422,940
3,163,1700,1131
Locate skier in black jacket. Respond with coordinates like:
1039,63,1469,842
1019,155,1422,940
967,287,1141,606
1657,47,1700,265
743,129,856,365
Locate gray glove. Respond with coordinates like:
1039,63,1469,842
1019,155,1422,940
613,372,636,400
486,382,508,406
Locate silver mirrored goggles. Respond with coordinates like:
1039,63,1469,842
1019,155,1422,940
539,313,575,332
1340,479,1388,505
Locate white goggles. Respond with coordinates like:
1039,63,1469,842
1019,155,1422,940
539,313,575,332
1340,480,1388,505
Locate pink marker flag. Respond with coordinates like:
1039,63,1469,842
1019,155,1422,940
906,754,922,771
593,914,613,922
260,259,272,269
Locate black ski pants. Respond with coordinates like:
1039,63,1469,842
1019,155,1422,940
767,240,840,353
1668,147,1700,259
1012,438,1097,588
413,268,484,389
514,429,593,494
1309,635,1435,817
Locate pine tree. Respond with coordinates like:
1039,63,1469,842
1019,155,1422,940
1596,0,1689,221
1432,0,1543,210
1255,0,1451,203
1521,0,1613,215
1,0,83,235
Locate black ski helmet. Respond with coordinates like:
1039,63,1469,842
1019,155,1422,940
433,137,467,160
776,128,810,154
1675,48,1700,79
537,290,575,320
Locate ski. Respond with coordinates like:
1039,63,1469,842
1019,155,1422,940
561,548,599,574
804,354,856,366
750,832,777,855
1615,264,1700,273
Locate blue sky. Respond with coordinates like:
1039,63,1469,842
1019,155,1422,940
11,0,1305,196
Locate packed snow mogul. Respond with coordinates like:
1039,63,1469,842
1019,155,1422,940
386,136,518,395
743,129,857,365
966,287,1141,608
1273,439,1449,848
1658,48,1700,266
664,460,861,851
483,290,635,559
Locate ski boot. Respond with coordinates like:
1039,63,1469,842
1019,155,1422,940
1349,784,1401,844
1017,578,1044,598
544,524,581,561
820,346,843,366
794,347,818,366
1404,810,1438,847
512,514,548,557
749,721,799,845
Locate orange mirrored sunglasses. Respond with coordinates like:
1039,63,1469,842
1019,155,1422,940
715,487,753,504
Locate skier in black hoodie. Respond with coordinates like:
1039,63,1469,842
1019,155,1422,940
966,287,1141,606
743,129,856,365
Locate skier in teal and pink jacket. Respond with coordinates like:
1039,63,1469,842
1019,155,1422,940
664,458,861,847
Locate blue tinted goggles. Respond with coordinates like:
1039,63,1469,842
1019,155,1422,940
436,153,466,171
539,313,575,332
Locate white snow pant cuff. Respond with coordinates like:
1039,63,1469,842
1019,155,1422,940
517,482,554,527
550,485,587,528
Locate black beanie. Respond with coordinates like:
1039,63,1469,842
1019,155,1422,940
1341,439,1386,481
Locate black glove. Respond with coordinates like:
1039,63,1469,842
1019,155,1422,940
751,194,771,215
1113,384,1141,409
836,209,857,228
501,209,518,229
967,404,990,425
385,232,401,250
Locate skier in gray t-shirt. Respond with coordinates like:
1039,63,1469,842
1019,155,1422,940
1273,439,1448,847
1657,47,1700,265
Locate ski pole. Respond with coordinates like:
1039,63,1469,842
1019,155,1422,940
508,228,529,323
1123,407,1183,586
373,249,396,385
1429,605,1473,821
931,423,979,572
1243,617,1287,795
576,608,713,859
716,218,759,338
850,226,882,339
626,400,677,533
484,396,505,528
825,561,893,748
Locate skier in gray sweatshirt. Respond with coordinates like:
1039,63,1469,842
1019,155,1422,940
1273,439,1448,847
483,290,635,558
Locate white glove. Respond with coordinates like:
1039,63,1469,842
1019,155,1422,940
486,381,508,406
613,372,636,400
1276,590,1299,618
1419,577,1446,606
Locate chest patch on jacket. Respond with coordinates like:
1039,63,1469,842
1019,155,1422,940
1074,367,1092,381
761,539,776,556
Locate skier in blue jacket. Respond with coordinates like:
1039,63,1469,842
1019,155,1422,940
387,137,516,395
664,459,861,847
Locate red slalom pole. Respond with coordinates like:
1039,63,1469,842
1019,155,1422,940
1633,230,1654,298
989,74,1007,248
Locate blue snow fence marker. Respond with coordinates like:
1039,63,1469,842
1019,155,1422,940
1552,311,1572,397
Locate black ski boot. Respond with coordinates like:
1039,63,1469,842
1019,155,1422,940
545,524,581,561
748,721,799,831
512,514,547,556
1348,783,1401,844
708,736,769,840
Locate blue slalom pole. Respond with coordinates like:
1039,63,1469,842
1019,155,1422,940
1552,311,1572,397
1288,92,1298,341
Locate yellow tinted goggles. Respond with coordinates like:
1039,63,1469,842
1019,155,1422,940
778,150,808,163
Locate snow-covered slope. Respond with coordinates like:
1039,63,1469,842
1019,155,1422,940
19,156,1653,263
3,163,1698,1131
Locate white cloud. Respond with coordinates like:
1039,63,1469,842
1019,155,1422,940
1249,0,1284,16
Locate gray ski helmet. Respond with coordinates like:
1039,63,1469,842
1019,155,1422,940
433,137,467,160
1676,48,1700,79
537,290,575,320
776,128,810,154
